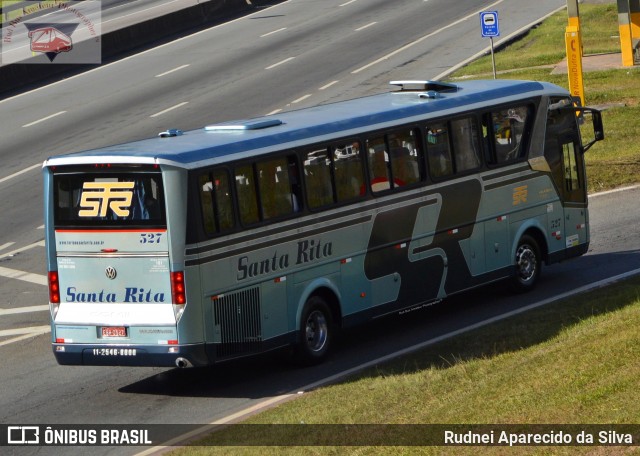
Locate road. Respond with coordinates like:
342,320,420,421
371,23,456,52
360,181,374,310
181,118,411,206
3,0,638,454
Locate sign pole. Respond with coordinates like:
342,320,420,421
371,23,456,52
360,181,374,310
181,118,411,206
480,11,500,78
490,37,497,79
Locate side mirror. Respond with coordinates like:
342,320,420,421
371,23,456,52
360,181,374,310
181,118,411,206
582,108,604,153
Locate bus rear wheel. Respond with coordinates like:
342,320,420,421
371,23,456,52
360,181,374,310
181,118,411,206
511,235,541,292
294,296,333,365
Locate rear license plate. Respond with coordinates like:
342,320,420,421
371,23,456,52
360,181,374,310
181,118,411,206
92,348,137,357
101,326,127,338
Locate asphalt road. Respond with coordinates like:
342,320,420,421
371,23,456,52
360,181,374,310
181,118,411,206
3,0,639,454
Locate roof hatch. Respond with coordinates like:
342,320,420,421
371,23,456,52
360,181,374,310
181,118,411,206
205,118,283,132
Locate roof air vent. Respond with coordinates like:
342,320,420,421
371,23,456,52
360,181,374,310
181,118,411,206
390,80,458,93
205,118,283,132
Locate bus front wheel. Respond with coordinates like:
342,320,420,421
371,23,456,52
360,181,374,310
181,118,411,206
294,296,333,365
511,235,541,292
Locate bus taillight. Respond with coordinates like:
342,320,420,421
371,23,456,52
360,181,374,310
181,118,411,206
48,271,60,304
49,271,60,318
171,271,186,321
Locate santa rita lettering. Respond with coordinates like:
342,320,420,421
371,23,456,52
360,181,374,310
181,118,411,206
237,238,333,280
65,286,166,303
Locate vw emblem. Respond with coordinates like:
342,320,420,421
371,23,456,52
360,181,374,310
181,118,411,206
105,266,117,280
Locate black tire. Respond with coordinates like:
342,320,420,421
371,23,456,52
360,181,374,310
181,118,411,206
294,295,333,366
511,234,541,292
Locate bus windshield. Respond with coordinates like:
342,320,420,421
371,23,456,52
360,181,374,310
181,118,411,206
53,168,165,227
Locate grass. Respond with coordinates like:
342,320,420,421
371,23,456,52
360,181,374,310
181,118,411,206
167,5,640,454
447,4,640,193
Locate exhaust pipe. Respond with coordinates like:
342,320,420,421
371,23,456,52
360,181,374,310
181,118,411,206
175,357,193,368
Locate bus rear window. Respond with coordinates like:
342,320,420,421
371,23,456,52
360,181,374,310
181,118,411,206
53,171,165,227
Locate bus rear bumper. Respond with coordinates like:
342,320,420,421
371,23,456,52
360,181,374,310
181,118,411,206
52,343,210,368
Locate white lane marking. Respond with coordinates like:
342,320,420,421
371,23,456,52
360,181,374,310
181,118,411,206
265,57,295,70
355,22,377,32
0,240,46,261
138,266,640,454
0,163,41,185
589,184,640,198
291,94,312,104
22,111,67,128
0,305,49,316
149,102,189,118
0,242,15,252
38,225,45,230
0,266,48,286
261,27,287,38
352,0,505,74
319,80,339,90
266,108,283,115
340,0,358,6
155,64,190,78
0,326,51,347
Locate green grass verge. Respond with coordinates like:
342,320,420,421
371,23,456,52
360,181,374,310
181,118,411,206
171,277,640,455
448,4,640,193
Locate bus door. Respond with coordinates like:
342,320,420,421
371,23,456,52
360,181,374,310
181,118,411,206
48,167,178,364
544,104,589,253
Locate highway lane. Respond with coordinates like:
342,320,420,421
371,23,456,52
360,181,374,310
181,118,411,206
7,0,640,453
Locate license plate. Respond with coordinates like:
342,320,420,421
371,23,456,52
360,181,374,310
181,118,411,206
92,348,137,357
101,326,127,338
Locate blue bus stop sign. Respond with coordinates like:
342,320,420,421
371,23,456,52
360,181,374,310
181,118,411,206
480,11,499,37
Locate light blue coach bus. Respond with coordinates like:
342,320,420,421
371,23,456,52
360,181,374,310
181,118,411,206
43,79,603,368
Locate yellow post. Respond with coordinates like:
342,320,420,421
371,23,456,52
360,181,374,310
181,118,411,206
565,25,585,107
618,0,638,66
566,0,583,56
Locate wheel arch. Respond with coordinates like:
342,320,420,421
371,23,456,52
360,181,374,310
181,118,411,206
294,278,342,332
511,222,549,264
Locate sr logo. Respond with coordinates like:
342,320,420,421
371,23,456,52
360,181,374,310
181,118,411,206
105,267,117,280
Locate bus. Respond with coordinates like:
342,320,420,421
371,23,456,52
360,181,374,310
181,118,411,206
43,79,604,368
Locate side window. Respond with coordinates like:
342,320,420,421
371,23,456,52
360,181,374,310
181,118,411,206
426,122,453,178
366,136,391,192
486,105,532,164
333,141,365,201
450,117,481,172
303,148,334,209
366,129,422,192
389,130,421,187
256,156,299,220
235,164,260,225
199,169,234,236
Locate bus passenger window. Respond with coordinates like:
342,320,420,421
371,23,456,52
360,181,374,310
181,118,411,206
303,148,334,208
257,156,296,219
451,117,481,172
366,137,391,192
235,164,260,225
199,170,234,236
333,142,365,201
426,123,453,178
389,130,421,186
